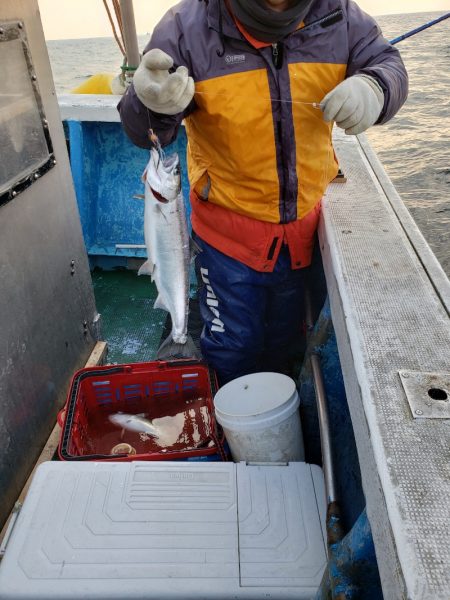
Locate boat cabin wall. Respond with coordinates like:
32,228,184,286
0,2,99,528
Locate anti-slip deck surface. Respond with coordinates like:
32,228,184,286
322,131,450,599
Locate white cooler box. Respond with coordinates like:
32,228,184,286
0,461,327,599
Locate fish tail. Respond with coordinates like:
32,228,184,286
156,334,200,360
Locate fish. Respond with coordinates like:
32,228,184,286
138,146,198,359
108,412,160,437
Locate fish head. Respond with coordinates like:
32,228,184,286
109,412,144,431
146,148,181,204
108,412,130,428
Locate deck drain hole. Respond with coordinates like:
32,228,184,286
428,388,448,401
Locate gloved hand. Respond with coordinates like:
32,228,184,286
320,75,384,135
133,48,195,115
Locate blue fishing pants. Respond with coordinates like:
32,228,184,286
194,235,305,385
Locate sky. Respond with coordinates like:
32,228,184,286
39,0,450,40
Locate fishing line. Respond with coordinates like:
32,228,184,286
194,89,322,108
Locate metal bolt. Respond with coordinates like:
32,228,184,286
415,409,423,416
11,191,17,198
31,74,37,81
18,22,23,29
42,118,48,126
33,173,39,180
52,158,57,166
0,29,4,35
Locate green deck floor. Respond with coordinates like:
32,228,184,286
92,270,166,364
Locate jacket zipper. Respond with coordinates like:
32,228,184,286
272,43,278,66
269,8,343,225
276,120,288,223
270,42,287,222
271,42,283,70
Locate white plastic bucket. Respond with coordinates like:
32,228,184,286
214,372,305,463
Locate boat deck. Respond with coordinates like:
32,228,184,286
93,270,202,364
92,270,162,363
323,130,450,600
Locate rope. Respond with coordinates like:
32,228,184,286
102,0,126,56
112,0,125,41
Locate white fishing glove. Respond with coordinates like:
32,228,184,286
133,48,195,115
321,75,384,135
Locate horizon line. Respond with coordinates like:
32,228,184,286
44,9,446,41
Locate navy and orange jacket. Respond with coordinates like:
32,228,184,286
118,0,408,271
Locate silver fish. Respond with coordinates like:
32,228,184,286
108,412,160,437
138,147,198,359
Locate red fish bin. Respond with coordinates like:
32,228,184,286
58,359,225,462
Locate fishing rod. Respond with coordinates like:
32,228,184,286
390,12,450,45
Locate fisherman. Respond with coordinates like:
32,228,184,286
118,0,408,384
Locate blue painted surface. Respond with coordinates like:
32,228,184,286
328,510,382,599
66,121,189,264
299,295,382,598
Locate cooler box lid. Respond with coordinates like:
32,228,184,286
0,461,326,599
